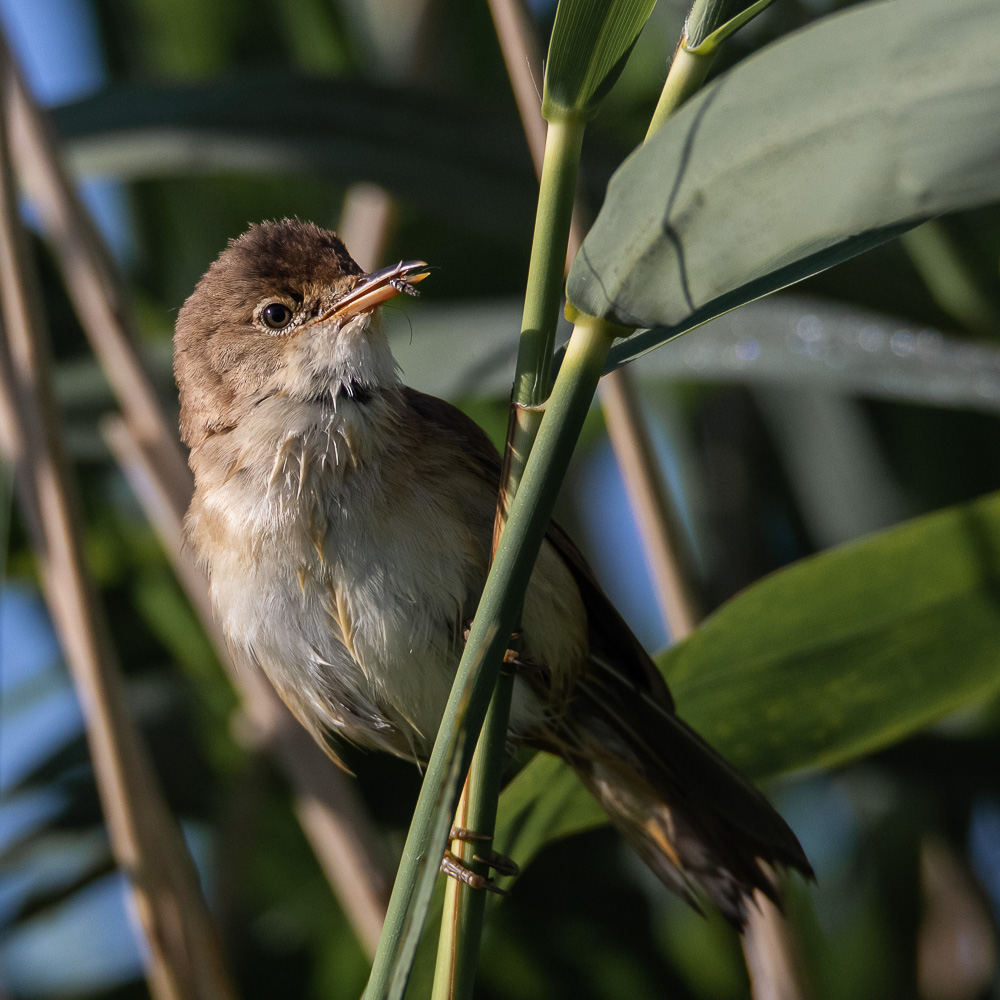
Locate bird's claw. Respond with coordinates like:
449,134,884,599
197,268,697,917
440,827,520,892
441,851,508,895
449,826,521,877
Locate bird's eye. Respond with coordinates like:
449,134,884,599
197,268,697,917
261,302,294,330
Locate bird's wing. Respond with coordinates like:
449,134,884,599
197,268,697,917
404,389,812,924
543,520,674,710
402,386,503,481
401,386,674,710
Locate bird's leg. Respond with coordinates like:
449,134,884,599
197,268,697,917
440,827,521,894
444,629,524,893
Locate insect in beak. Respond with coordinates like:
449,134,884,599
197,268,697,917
322,260,430,323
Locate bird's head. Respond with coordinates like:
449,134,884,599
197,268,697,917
173,218,427,448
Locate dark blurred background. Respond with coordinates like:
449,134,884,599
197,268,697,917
1,0,999,997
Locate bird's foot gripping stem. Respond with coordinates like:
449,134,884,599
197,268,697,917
440,827,520,895
460,626,540,673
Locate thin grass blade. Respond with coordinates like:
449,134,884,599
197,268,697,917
686,0,777,51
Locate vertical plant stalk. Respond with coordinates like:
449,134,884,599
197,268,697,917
0,58,237,1000
598,369,700,633
430,115,585,997
742,868,812,1000
338,182,397,273
647,42,714,137
437,1,689,990
0,33,192,517
496,5,807,997
430,784,470,1000
900,220,1000,338
0,29,393,956
512,118,586,413
491,0,702,637
431,668,516,1000
365,315,615,1000
431,21,585,997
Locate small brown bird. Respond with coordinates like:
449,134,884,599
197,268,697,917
174,219,810,924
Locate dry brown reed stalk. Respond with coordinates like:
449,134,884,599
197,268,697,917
741,872,813,1000
597,371,701,633
338,182,398,273
0,36,192,518
0,26,393,958
0,52,238,1000
487,3,809,999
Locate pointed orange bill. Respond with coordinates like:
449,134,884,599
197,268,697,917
323,260,430,323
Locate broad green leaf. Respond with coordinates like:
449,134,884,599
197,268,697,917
666,488,1000,777
566,0,1000,357
386,296,1000,416
495,753,605,864
542,0,658,123
494,487,1000,876
50,77,537,239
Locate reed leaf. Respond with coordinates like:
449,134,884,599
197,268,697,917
50,78,537,239
566,0,1000,365
685,0,777,52
542,0,658,123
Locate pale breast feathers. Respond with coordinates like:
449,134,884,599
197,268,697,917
188,386,591,760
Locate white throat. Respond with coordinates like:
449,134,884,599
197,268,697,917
290,313,400,405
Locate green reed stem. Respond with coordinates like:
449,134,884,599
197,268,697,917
364,315,615,1000
512,116,586,411
430,670,515,1000
377,12,724,995
646,42,714,138
431,113,587,1000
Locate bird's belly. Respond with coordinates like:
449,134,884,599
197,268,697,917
209,503,471,756
219,547,581,761
199,444,586,760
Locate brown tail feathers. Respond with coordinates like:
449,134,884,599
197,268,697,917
561,667,813,928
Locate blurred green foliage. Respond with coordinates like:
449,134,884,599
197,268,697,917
4,0,1000,998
